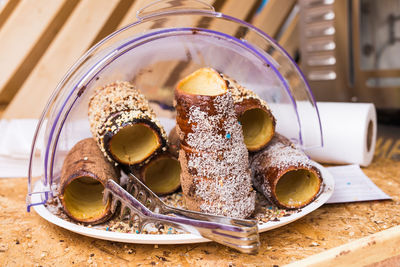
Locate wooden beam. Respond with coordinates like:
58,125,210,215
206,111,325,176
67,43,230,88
89,0,138,47
117,0,218,105
0,0,70,100
0,0,21,29
252,0,296,38
210,0,261,36
3,0,121,119
278,13,300,58
149,0,261,91
285,225,400,267
118,0,159,28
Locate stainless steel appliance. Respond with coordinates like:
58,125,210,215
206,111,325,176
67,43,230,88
299,0,400,111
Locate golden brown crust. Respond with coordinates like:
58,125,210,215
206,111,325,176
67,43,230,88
136,151,181,196
88,81,168,167
250,134,322,209
221,74,276,152
175,89,227,145
59,138,120,225
102,117,166,165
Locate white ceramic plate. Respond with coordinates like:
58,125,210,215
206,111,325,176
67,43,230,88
32,162,334,244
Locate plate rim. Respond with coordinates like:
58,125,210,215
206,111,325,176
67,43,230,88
32,161,334,244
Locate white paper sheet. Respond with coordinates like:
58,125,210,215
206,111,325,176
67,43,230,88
0,119,44,159
0,156,42,178
326,164,391,204
0,119,44,178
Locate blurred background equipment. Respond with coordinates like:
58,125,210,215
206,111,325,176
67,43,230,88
299,0,400,119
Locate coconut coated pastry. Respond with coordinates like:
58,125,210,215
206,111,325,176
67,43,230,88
250,134,322,209
175,68,255,218
88,81,167,167
220,74,276,152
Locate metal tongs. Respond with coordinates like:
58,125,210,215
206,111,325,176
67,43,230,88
103,174,260,254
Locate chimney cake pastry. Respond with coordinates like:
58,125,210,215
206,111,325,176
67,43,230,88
175,68,255,218
250,134,322,209
59,138,120,224
221,74,276,152
88,81,167,167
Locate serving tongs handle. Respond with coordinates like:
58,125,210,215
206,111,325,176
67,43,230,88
104,179,260,254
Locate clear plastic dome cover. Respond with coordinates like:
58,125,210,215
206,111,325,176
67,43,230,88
27,0,322,210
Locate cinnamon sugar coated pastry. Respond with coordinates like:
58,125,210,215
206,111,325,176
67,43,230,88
176,68,255,218
59,138,120,225
250,134,322,209
88,81,167,167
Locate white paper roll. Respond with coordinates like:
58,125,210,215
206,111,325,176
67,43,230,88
304,102,377,167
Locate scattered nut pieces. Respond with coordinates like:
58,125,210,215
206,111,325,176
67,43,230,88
45,189,299,236
0,244,8,252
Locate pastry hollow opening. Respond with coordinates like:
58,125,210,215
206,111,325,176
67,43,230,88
239,108,274,151
144,157,181,195
63,177,108,221
275,169,320,208
110,123,160,164
177,68,227,96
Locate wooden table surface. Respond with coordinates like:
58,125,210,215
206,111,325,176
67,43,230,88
1,157,399,266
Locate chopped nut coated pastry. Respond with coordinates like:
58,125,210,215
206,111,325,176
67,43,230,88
88,81,167,167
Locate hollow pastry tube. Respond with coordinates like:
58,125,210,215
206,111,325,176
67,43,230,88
220,73,276,152
135,151,181,196
126,127,183,196
59,138,120,224
250,134,322,209
175,68,255,218
88,81,167,167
